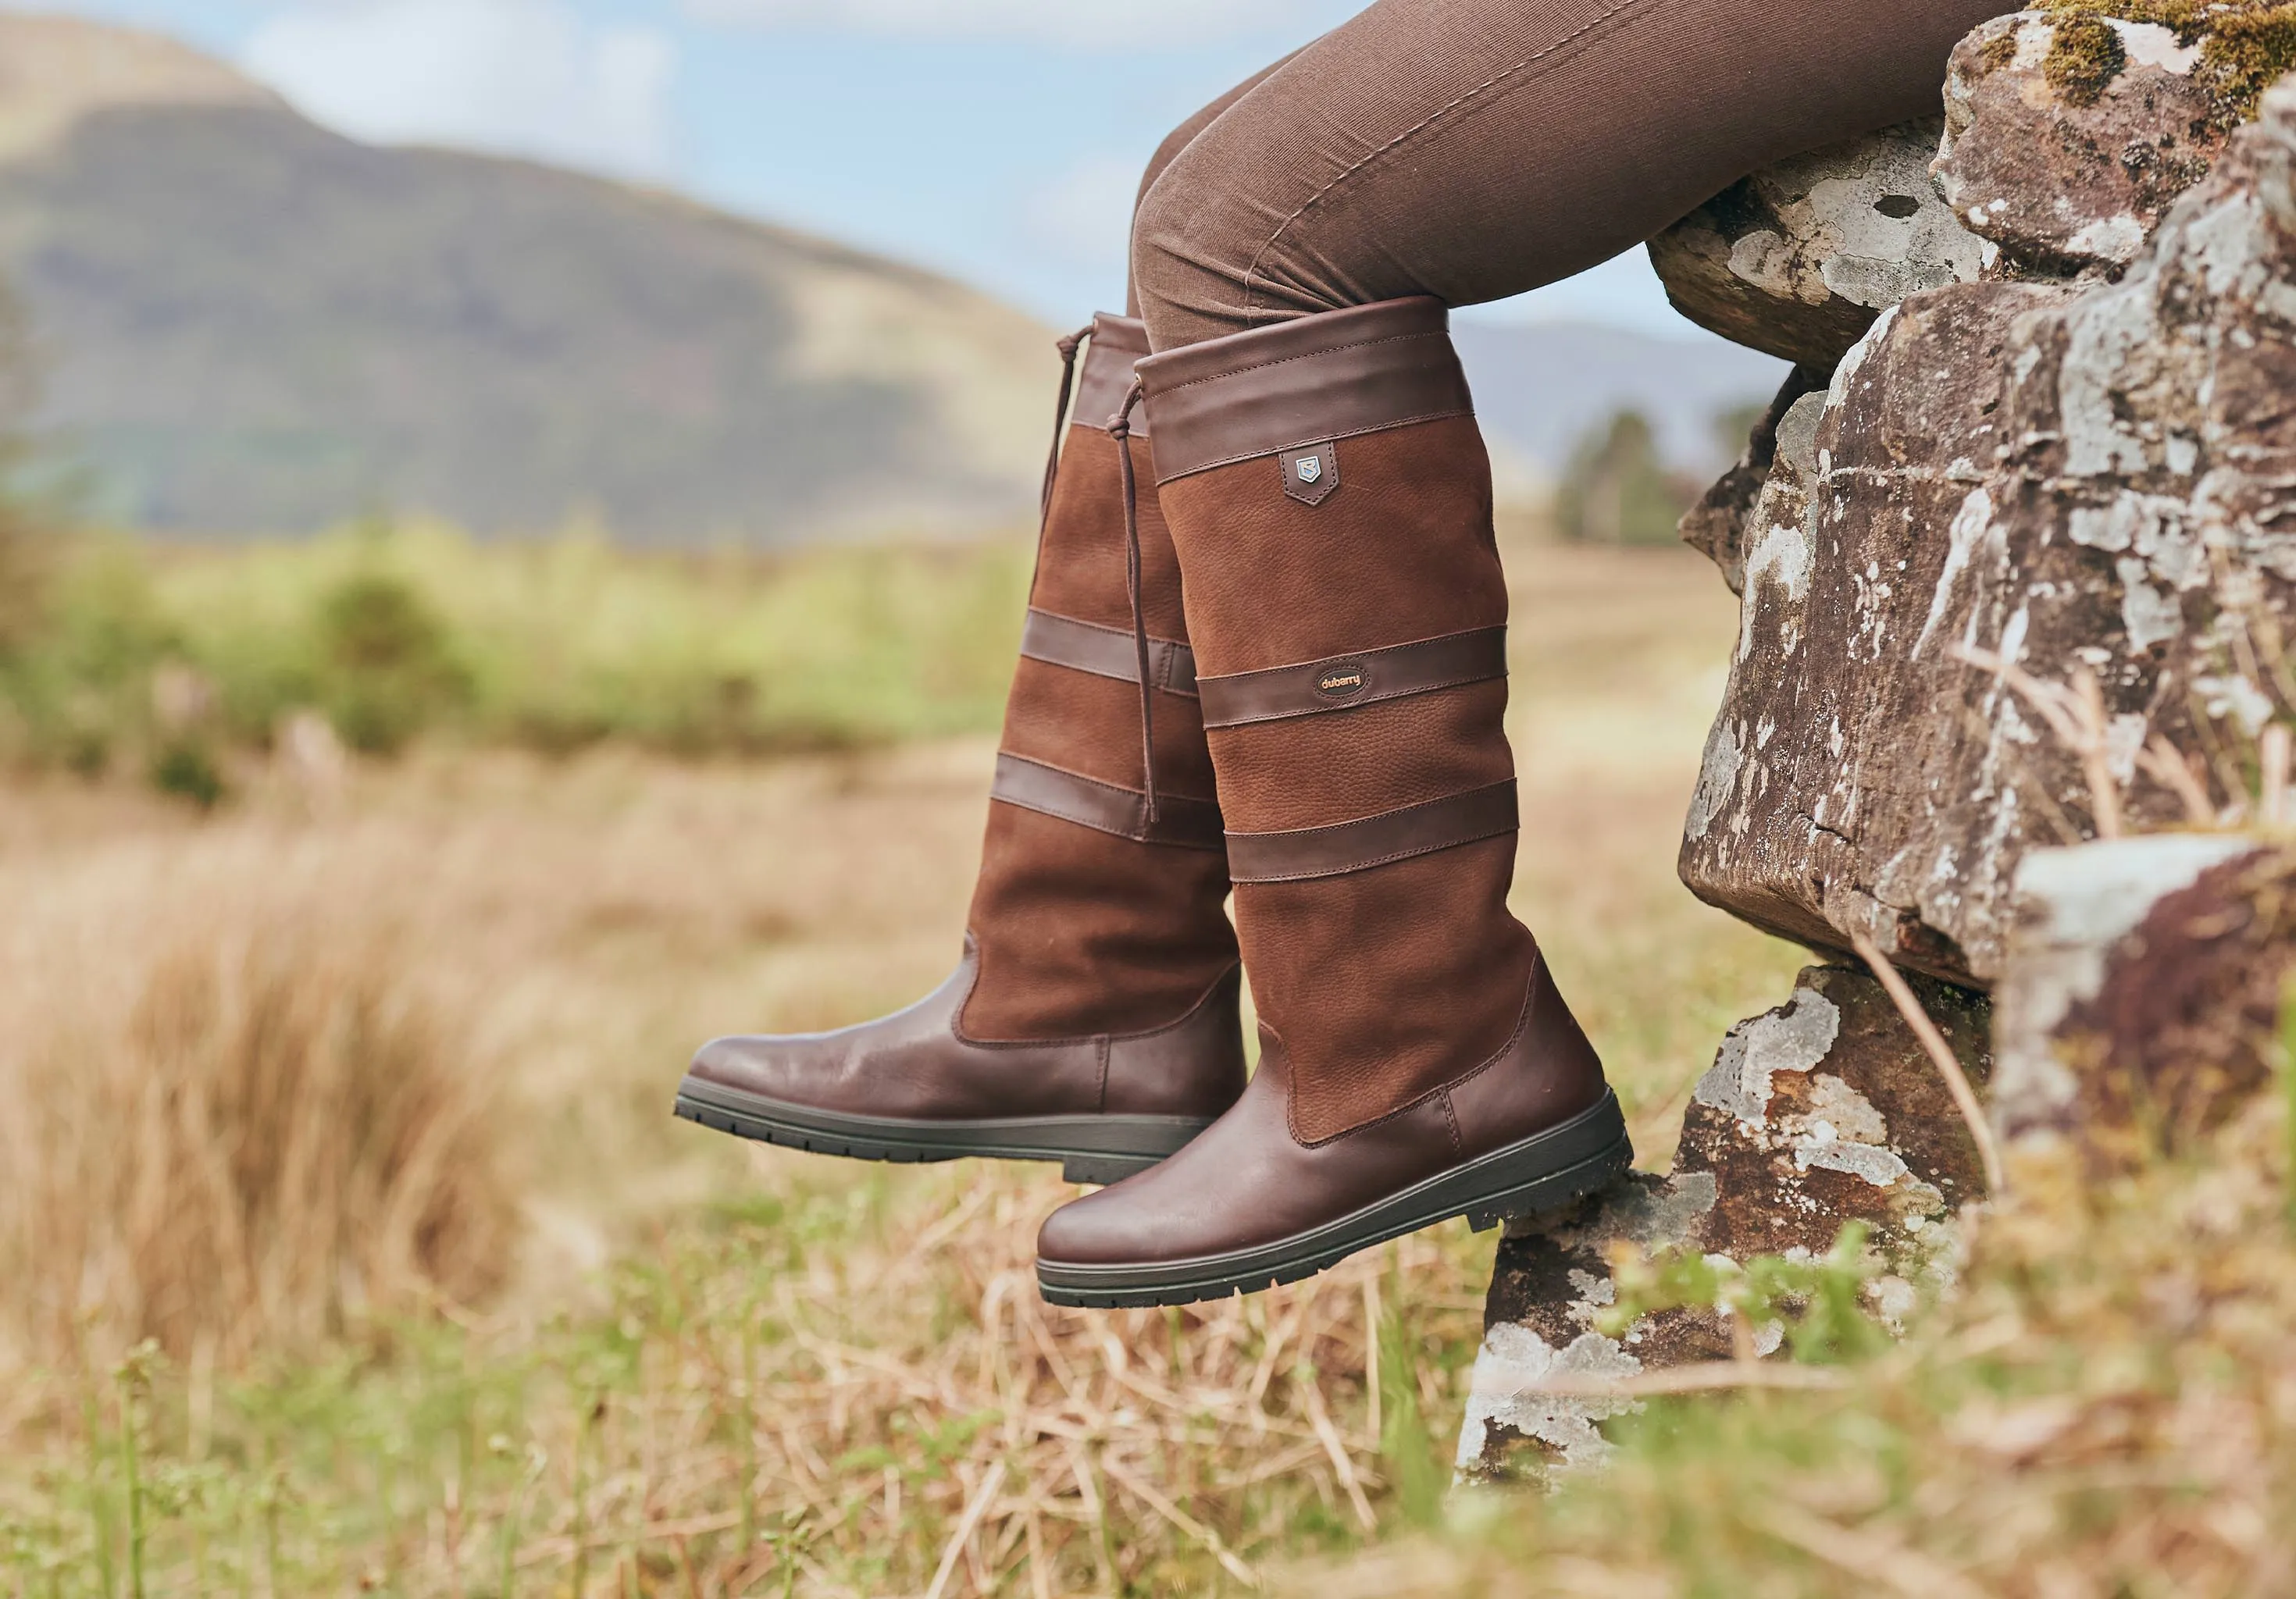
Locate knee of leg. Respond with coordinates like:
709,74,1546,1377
1129,156,1250,351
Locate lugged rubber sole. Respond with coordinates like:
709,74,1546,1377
1035,1091,1634,1308
672,1075,1214,1185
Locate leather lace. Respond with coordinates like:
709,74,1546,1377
1107,374,1158,827
1042,324,1093,518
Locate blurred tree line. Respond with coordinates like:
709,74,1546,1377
1556,402,1766,547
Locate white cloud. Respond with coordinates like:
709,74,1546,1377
241,0,679,181
682,0,1353,49
1020,154,1138,271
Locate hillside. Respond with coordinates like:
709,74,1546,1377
0,13,1059,544
1453,319,1786,483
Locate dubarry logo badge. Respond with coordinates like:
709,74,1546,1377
1283,441,1340,506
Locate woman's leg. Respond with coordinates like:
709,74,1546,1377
1132,0,2009,348
1123,52,1299,318
1036,4,2004,1304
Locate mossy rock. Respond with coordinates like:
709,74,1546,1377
2036,0,2296,121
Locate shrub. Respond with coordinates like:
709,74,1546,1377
311,569,469,755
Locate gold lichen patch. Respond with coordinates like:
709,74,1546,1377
2036,0,2296,121
2048,13,2131,105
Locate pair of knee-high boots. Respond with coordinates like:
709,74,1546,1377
677,300,1630,1307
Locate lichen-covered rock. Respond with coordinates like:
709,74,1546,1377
1936,12,2228,273
1995,835,2295,1152
1647,119,1987,368
1458,965,1988,1480
1679,78,2296,988
1677,365,1830,595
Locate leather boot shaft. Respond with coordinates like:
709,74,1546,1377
1138,299,1537,1141
1033,301,1626,1307
964,313,1239,1042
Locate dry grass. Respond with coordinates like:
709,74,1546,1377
1278,1095,2296,1598
0,903,512,1369
0,543,1813,1591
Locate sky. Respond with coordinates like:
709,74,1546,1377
25,0,1691,335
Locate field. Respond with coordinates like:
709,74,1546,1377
0,529,1822,1593
5,530,2289,1597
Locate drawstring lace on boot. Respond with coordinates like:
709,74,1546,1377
1041,325,1093,518
1107,374,1158,828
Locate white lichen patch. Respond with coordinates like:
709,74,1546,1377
1685,716,1746,842
2116,557,2184,652
2061,286,2159,477
1694,988,1843,1126
1454,1325,1643,1473
2067,214,2148,265
1915,488,1996,658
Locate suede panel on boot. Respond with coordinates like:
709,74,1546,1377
963,801,1237,1043
1000,658,1218,801
1236,839,1535,1143
1207,681,1513,832
1155,418,1500,675
1032,430,1189,639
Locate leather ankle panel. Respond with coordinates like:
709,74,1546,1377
1445,953,1608,1161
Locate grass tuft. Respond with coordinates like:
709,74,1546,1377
0,905,514,1371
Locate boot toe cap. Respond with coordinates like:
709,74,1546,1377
1036,1183,1150,1268
686,1035,800,1097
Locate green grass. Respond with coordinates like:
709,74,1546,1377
0,518,1033,787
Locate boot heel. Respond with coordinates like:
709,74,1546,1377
1452,1104,1635,1233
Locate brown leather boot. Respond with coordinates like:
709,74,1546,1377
676,315,1245,1184
1036,299,1630,1304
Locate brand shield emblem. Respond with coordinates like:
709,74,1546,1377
1296,454,1322,484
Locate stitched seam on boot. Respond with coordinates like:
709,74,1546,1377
1203,666,1508,728
1158,411,1473,483
1287,958,1538,1149
1150,330,1451,392
1228,820,1517,884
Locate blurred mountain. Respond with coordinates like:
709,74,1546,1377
1453,320,1788,491
0,13,1060,543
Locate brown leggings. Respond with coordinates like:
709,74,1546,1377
1127,0,2009,351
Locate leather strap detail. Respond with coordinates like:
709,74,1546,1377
991,753,1225,849
1071,312,1151,438
1134,297,1472,484
1197,626,1505,729
1020,608,1198,697
1225,780,1517,884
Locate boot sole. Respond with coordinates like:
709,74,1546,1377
1035,1091,1633,1308
672,1076,1214,1185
